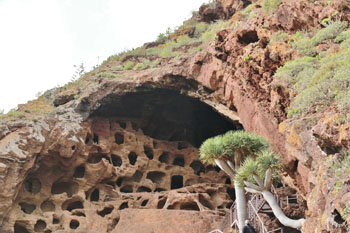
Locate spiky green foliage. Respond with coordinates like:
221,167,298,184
199,135,227,165
256,149,282,173
199,130,269,165
222,130,270,156
236,150,281,187
235,157,258,186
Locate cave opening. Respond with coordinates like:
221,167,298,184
190,161,205,175
114,133,124,145
41,200,55,212
51,181,78,197
144,146,154,160
119,202,128,210
62,200,84,212
97,206,114,217
238,30,259,45
24,178,41,194
19,202,36,214
132,171,143,182
146,171,166,185
173,155,185,167
90,88,242,147
159,152,169,163
111,154,122,167
69,220,79,229
171,175,183,189
34,220,46,232
90,188,100,202
141,200,148,206
120,185,133,193
180,202,200,211
128,152,137,165
137,186,152,193
73,165,85,178
14,222,30,233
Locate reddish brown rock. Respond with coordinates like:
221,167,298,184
2,1,350,233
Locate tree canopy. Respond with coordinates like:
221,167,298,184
199,130,269,165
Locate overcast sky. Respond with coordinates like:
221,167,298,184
0,0,207,113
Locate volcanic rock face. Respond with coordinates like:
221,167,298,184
2,1,350,232
0,84,242,233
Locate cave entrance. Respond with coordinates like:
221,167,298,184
91,88,242,147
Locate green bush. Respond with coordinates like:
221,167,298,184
269,31,288,44
262,0,281,15
133,63,144,70
334,28,350,43
159,40,179,58
241,4,257,21
312,21,347,44
0,110,25,120
275,45,350,117
329,152,350,186
156,33,168,43
200,20,230,45
175,35,194,48
194,22,209,38
123,61,135,70
274,56,317,89
335,29,350,49
295,21,347,56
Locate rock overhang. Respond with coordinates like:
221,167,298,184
76,77,243,147
0,76,245,233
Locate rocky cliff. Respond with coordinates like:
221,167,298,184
1,0,350,232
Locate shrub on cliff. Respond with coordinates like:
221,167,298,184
276,49,350,118
200,20,230,45
295,21,347,56
262,0,281,15
275,20,350,118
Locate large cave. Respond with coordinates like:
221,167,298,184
5,87,244,233
91,88,243,147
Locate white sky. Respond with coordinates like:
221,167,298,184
0,0,207,113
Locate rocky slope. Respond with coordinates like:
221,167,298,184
1,0,350,232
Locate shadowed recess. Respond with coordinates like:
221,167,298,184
97,206,114,217
14,222,30,233
90,88,242,147
19,202,36,214
70,220,79,229
34,220,46,232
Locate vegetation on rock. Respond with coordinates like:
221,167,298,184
199,130,269,233
275,21,350,119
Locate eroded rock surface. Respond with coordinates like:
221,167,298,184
1,0,350,233
2,118,235,233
